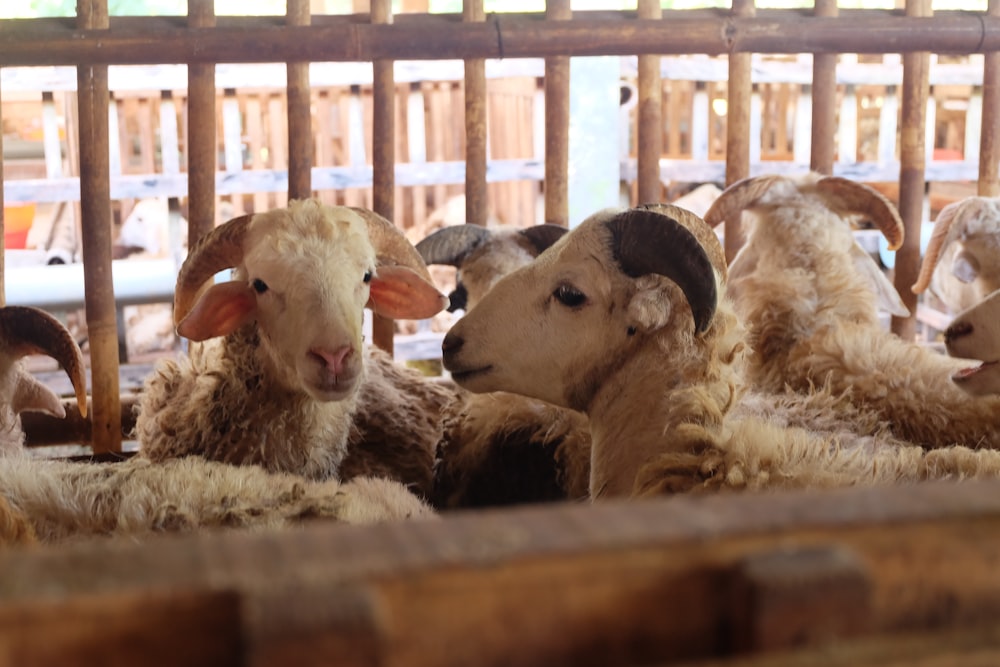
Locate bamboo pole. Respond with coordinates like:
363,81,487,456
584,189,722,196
544,0,571,227
981,0,1000,197
892,0,931,342
188,0,216,239
371,0,395,353
636,0,662,205
724,0,755,263
287,0,313,201
464,0,488,227
76,0,121,454
810,0,838,175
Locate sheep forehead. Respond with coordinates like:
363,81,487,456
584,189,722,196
954,199,1000,238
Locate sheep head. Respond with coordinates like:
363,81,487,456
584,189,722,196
704,172,909,318
944,288,1000,396
416,223,569,311
0,306,88,449
442,205,720,411
173,200,446,402
912,196,1000,313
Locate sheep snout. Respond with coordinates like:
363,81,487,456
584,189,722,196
309,345,353,376
441,331,464,355
944,321,973,347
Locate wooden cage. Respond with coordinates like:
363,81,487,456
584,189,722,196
4,1,1000,664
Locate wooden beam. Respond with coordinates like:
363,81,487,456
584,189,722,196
187,0,216,240
810,0,838,175
544,0,571,227
981,0,1000,196
464,0,488,227
287,0,313,201
724,0,755,263
371,0,395,354
636,0,663,205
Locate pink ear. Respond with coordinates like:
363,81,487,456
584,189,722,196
367,266,448,320
176,281,258,341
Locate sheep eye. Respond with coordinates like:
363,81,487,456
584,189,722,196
363,270,373,284
554,284,587,308
252,278,269,294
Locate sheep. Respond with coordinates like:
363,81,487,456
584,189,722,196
416,222,593,507
703,172,1000,451
135,199,449,486
944,288,1000,397
440,204,1000,498
912,196,1000,314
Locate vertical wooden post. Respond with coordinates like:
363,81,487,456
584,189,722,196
810,0,838,175
980,0,1000,197
893,0,931,341
287,0,313,202
371,0,395,353
464,0,488,226
724,0,755,263
77,0,120,453
545,0,571,227
636,0,663,205
188,0,216,239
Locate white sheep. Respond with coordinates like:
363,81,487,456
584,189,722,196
912,196,1000,314
416,222,593,507
944,288,1000,397
703,172,1000,451
440,205,1000,498
135,199,449,485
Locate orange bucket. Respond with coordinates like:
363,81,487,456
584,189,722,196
4,203,36,249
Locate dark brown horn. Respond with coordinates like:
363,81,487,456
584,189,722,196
638,203,728,281
702,175,783,230
605,208,718,335
912,198,970,294
173,214,253,325
518,223,569,256
348,207,437,283
0,306,87,418
415,224,493,268
815,176,904,250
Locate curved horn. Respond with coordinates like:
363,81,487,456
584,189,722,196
518,223,568,256
173,214,254,325
415,224,493,268
349,207,436,282
702,175,783,230
0,306,87,418
815,176,904,250
605,208,718,335
912,199,966,294
638,202,728,281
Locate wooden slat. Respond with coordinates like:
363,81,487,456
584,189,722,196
810,0,838,174
187,0,216,240
981,0,1000,196
287,0,312,201
371,0,395,353
636,0,663,204
544,0,571,227
77,0,121,455
464,0,488,227
724,0,755,262
892,0,932,342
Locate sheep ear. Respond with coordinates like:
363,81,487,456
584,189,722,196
605,208,718,334
176,281,257,341
368,265,448,320
849,242,910,318
12,370,65,418
519,224,568,256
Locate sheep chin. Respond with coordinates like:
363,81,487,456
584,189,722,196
952,360,1000,396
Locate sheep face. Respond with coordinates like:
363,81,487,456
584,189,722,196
945,288,1000,396
443,207,720,412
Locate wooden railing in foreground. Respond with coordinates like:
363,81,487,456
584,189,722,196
1,481,1000,665
4,2,1000,456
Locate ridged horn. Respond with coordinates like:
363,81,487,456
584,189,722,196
703,175,783,230
173,214,254,326
912,198,966,294
638,202,728,282
519,224,569,256
348,207,436,282
415,224,493,268
0,306,87,418
605,208,718,335
815,176,904,251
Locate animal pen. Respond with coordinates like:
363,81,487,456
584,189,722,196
4,0,1000,665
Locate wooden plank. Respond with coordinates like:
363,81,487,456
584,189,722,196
371,0,395,353
464,0,488,227
245,95,269,213
187,0,217,241
636,0,662,204
724,0,754,262
287,0,313,202
406,83,427,227
543,0,571,227
810,1,838,173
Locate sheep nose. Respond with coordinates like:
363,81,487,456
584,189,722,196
441,331,464,355
310,345,353,375
945,321,972,343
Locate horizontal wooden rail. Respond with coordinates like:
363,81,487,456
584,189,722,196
0,11,998,66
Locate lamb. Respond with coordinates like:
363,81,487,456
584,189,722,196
912,196,1000,314
0,308,435,546
135,199,450,488
944,288,1000,397
440,205,1000,498
703,173,1000,451
416,222,592,507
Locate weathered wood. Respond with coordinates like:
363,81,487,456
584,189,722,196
2,12,1000,66
287,0,312,201
892,0,931,342
544,0,571,227
981,0,1000,196
187,0,216,241
724,0,754,263
636,0,662,205
77,0,121,455
2,483,1000,665
371,0,395,353
464,0,488,227
810,1,837,174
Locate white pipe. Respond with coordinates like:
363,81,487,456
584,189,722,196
5,259,177,310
